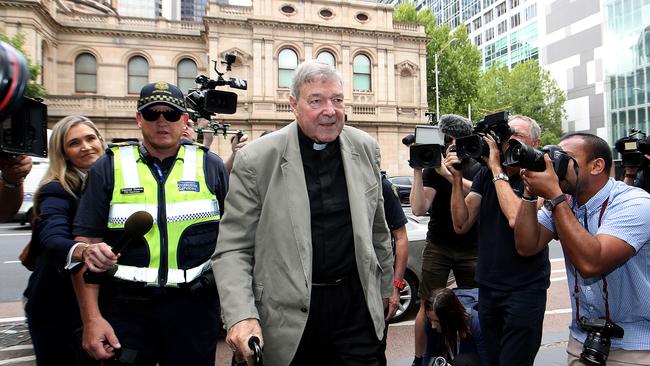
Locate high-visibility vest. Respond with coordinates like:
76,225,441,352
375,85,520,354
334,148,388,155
107,143,220,286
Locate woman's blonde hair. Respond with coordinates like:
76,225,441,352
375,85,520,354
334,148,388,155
34,116,105,215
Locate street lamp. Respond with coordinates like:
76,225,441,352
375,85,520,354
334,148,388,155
435,38,458,123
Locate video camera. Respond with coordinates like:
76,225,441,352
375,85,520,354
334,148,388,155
577,316,624,365
0,41,47,158
455,111,513,159
614,129,649,169
185,53,247,141
503,140,573,180
402,112,445,168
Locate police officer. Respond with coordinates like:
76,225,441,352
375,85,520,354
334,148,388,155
71,82,229,365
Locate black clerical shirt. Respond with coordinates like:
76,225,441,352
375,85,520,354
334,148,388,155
298,127,356,283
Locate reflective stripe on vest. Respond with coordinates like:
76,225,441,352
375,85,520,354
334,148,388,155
108,144,220,286
113,260,211,284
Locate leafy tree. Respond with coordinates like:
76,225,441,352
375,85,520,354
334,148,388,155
475,60,566,146
0,32,46,98
393,2,481,119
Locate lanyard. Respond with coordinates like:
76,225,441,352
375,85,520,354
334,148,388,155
573,198,609,322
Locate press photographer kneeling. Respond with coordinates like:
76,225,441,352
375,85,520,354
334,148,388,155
513,133,650,365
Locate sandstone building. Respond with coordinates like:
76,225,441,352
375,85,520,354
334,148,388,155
1,0,429,175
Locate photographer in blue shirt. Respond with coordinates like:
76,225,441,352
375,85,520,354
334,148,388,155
514,133,650,365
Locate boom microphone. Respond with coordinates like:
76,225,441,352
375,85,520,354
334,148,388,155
439,114,473,139
111,211,153,254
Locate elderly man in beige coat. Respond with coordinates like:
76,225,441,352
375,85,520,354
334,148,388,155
212,60,394,366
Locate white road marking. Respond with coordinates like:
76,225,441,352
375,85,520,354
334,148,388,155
545,308,572,315
2,261,20,264
0,355,36,365
0,345,32,351
0,317,25,324
0,233,30,237
551,276,568,282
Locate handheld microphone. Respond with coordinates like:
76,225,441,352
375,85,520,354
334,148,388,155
83,211,153,284
111,211,154,254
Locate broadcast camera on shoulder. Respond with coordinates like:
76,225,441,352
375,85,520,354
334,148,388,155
615,129,649,169
455,111,513,160
185,53,247,142
0,41,47,159
402,112,446,168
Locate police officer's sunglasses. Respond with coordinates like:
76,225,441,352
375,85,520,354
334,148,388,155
141,108,183,122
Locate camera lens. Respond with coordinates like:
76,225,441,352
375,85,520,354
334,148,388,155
581,331,611,365
0,41,29,121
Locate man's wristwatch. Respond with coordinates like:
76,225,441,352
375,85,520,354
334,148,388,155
492,173,509,183
543,194,567,211
393,280,406,290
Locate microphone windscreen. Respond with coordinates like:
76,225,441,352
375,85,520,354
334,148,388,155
439,114,473,139
124,211,153,237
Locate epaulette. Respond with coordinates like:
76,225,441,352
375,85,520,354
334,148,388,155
106,141,139,155
180,140,209,152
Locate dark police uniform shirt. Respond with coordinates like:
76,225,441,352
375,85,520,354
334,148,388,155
470,166,550,291
298,127,356,283
73,142,228,268
381,175,408,232
422,161,479,247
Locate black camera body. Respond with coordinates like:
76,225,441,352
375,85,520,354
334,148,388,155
455,111,513,159
402,124,445,168
577,316,624,365
504,140,572,180
614,129,649,168
0,41,47,158
185,53,247,121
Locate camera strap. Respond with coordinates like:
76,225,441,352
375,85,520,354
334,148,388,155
573,198,610,323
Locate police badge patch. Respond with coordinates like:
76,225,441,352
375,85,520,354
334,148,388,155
177,180,200,192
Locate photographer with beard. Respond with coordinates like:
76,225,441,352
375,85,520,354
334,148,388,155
445,115,550,366
409,114,480,366
514,133,650,365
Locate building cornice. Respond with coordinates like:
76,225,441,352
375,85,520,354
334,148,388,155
204,17,427,44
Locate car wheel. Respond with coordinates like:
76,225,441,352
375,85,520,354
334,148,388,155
389,270,418,323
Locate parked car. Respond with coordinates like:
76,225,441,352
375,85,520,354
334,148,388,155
389,213,455,323
387,175,412,205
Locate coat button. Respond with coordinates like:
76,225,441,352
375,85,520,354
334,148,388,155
300,307,308,313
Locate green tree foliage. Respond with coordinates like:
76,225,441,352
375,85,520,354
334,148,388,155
475,60,566,146
393,2,481,119
0,32,46,98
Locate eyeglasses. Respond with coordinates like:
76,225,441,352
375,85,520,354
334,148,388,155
141,108,183,122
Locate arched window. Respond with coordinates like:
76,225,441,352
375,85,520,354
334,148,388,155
353,54,371,92
316,51,335,67
128,56,148,94
177,58,198,94
278,48,298,88
75,53,96,93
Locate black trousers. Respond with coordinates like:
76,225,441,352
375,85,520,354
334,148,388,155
98,284,220,366
478,285,546,366
290,274,385,366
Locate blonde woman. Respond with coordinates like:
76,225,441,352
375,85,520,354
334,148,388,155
23,115,104,365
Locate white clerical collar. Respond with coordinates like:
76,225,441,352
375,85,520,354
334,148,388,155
313,142,328,151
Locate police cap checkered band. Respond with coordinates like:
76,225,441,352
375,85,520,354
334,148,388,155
138,81,187,112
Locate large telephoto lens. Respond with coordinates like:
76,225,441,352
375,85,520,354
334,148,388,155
504,140,545,171
456,135,487,159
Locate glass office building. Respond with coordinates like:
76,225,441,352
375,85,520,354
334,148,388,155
604,0,650,142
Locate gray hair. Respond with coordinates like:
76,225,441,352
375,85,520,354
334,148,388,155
290,60,343,100
509,114,541,141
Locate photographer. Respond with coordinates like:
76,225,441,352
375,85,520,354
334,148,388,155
623,153,649,193
0,155,32,221
409,114,479,366
514,133,650,365
445,115,549,366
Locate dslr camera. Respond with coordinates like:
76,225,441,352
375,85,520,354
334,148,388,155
455,111,514,159
503,140,573,180
577,316,624,365
0,41,48,158
402,112,445,168
614,129,649,169
185,53,247,120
